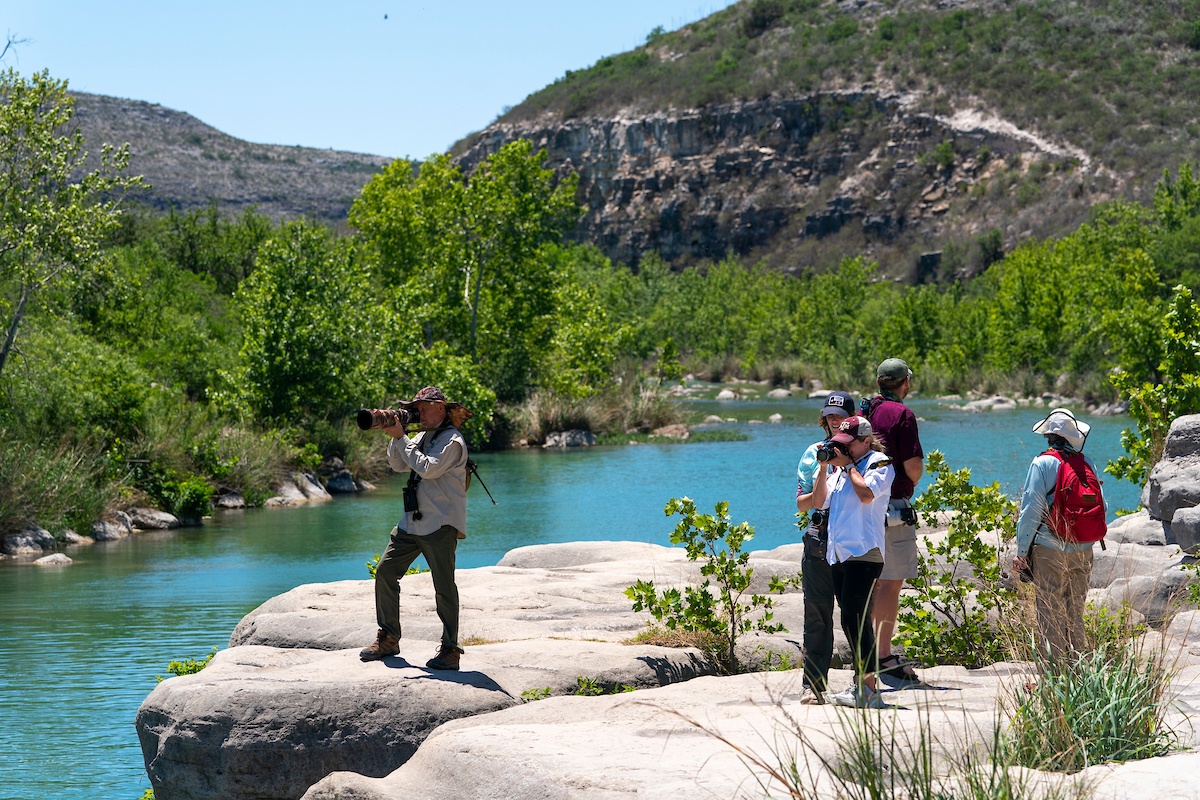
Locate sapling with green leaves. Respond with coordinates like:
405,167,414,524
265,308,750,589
900,451,1019,668
625,497,798,673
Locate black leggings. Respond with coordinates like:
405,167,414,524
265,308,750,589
831,559,883,676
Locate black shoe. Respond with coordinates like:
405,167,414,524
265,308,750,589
877,654,924,688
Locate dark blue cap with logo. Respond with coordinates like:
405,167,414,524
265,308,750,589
821,390,854,418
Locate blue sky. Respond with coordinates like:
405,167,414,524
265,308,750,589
4,1,735,158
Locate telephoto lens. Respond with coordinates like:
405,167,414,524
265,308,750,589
356,408,409,431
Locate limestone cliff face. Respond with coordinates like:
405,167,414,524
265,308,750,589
456,93,1097,278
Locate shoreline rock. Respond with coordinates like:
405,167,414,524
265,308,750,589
135,527,1200,800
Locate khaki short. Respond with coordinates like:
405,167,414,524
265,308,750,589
880,523,918,581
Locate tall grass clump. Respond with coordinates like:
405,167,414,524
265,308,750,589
681,697,1090,800
1004,642,1176,772
503,372,681,444
0,431,117,535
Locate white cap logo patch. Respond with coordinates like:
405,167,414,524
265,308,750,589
827,394,845,408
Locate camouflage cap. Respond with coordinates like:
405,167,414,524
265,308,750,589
412,386,446,403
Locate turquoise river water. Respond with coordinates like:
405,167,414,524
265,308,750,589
0,398,1143,800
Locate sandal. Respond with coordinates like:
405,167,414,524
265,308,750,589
877,654,924,687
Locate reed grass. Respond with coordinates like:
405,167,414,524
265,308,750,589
0,430,117,536
1003,641,1176,772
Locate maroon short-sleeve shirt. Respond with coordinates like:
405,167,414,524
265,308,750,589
866,397,923,499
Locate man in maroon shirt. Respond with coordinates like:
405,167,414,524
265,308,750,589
862,357,925,686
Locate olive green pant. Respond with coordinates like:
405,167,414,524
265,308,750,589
374,524,460,649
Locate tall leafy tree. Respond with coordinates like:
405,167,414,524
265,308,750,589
229,222,377,421
351,140,579,401
0,69,141,377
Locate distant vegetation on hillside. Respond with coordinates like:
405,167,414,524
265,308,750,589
508,0,1200,181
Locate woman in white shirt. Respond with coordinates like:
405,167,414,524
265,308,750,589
811,415,895,709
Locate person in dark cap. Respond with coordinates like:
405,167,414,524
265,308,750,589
861,357,925,687
795,390,855,704
359,386,472,670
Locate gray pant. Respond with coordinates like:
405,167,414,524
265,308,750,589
1030,544,1093,659
374,524,460,649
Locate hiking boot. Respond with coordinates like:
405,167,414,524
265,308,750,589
827,685,889,710
426,644,464,670
359,629,400,661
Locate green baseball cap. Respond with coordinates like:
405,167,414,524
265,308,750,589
877,358,913,381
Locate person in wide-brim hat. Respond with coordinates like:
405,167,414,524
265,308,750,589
1030,407,1090,452
360,384,471,671
398,385,474,430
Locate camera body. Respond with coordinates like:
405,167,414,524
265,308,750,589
815,442,844,463
885,502,918,527
356,407,415,431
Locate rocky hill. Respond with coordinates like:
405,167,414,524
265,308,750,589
70,92,391,225
453,0,1200,279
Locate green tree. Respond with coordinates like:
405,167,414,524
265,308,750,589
228,222,378,422
0,69,141,378
351,140,580,401
1108,285,1200,486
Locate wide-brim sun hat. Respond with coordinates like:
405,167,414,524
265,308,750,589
399,385,474,428
1031,407,1090,450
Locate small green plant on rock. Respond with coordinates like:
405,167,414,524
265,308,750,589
365,553,430,579
156,646,218,682
574,676,636,696
521,686,552,702
901,451,1019,668
625,497,798,673
1180,558,1200,606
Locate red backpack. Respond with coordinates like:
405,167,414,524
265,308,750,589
1043,449,1107,544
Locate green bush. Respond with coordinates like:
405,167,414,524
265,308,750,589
626,497,798,672
902,451,1019,668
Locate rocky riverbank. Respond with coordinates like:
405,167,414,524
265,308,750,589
133,415,1200,800
136,531,1200,800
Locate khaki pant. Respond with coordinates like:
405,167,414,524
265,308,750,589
1030,544,1093,659
375,524,460,649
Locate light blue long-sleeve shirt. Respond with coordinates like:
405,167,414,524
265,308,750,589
1015,450,1106,557
797,442,821,495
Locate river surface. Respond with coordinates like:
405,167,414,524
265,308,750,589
0,398,1143,800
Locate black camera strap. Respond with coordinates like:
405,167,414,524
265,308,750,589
403,423,450,520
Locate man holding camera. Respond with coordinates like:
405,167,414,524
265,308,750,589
360,386,470,670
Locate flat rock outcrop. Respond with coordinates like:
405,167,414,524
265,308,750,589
138,486,1200,800
301,663,1200,800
